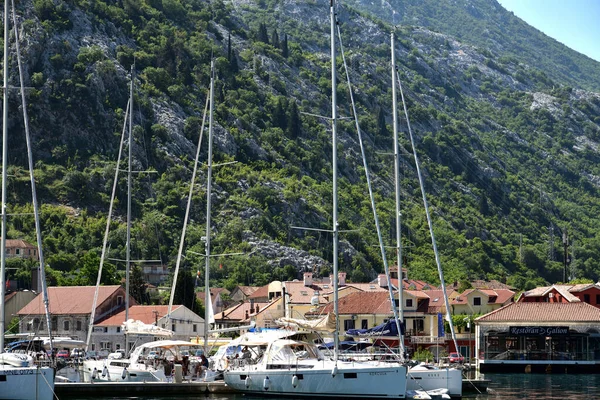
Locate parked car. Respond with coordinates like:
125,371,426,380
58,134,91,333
56,350,70,359
448,352,464,364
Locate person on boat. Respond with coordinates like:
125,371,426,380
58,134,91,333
195,355,209,379
241,346,251,359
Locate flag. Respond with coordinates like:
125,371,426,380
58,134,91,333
437,313,445,337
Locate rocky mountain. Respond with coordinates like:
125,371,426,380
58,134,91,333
4,0,600,293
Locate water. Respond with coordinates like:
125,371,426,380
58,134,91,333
60,373,600,399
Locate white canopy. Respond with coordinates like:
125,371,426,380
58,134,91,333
122,319,174,337
276,313,336,333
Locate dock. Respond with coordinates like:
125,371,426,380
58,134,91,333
55,380,236,397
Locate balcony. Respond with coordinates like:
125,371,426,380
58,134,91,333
410,336,447,345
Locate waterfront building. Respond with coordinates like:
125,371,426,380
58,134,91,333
517,283,600,308
475,302,600,373
228,285,260,303
17,285,134,346
93,304,204,352
196,287,230,315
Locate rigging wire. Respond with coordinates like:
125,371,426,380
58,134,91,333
336,19,405,358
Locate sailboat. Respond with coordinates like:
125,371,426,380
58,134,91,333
222,2,408,397
81,67,175,382
389,32,462,399
0,1,55,399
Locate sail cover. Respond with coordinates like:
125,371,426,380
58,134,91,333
276,313,336,333
346,320,404,337
122,319,174,337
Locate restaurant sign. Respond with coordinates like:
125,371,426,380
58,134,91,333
509,326,569,336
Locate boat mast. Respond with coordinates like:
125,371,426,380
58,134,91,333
0,0,9,352
125,64,134,356
12,0,54,356
395,51,460,354
391,32,405,354
330,0,340,363
204,59,215,355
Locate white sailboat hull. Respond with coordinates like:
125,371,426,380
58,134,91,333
407,367,462,398
82,359,166,382
224,360,407,398
0,364,54,400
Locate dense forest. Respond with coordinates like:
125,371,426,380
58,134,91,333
4,0,600,309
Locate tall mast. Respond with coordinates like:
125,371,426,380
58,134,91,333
204,59,216,354
391,32,405,354
330,0,340,363
12,0,53,355
0,0,10,352
125,65,134,356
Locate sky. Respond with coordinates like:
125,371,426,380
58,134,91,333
496,0,600,62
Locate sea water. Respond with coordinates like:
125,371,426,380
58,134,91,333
59,373,600,399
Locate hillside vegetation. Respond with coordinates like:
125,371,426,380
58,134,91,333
4,0,600,303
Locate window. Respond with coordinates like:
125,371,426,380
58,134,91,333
584,294,590,303
406,299,413,308
63,320,70,331
76,320,82,331
91,343,96,351
597,295,600,305
116,327,121,333
344,319,355,330
117,296,123,306
52,317,58,331
473,297,481,306
100,341,110,351
361,319,368,329
172,324,176,332
115,344,121,350
15,248,20,255
413,319,424,332
193,324,197,332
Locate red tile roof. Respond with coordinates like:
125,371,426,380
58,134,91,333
476,302,600,323
196,287,230,303
4,239,36,248
248,285,269,300
237,286,260,296
451,289,514,305
215,301,272,322
96,305,182,326
320,292,394,315
284,281,329,305
17,286,128,315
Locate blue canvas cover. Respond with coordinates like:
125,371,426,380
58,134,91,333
346,320,404,337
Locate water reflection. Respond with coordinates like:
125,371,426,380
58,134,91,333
61,373,600,399
469,373,600,399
